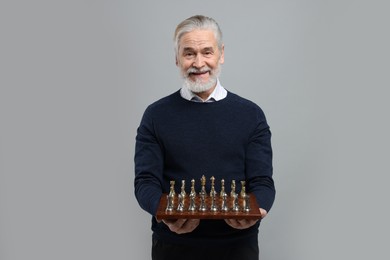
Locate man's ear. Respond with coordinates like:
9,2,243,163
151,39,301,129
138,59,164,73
219,44,225,64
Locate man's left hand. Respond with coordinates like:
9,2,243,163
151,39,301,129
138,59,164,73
224,208,267,229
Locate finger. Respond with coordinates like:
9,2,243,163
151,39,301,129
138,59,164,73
237,219,246,225
225,218,258,229
163,219,187,233
161,219,177,225
225,219,238,228
176,219,200,234
238,219,258,227
259,208,268,219
185,219,200,230
175,218,187,229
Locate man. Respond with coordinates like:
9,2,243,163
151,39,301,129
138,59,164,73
134,15,275,260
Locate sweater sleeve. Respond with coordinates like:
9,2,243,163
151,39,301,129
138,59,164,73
134,106,164,216
245,108,276,213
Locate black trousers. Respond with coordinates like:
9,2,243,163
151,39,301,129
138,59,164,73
152,238,259,260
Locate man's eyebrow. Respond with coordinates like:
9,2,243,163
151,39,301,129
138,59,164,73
182,46,215,52
182,47,195,52
202,47,214,52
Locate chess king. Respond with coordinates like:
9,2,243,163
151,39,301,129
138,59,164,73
134,15,275,260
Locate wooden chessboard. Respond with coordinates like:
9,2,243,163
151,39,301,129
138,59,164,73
156,193,263,220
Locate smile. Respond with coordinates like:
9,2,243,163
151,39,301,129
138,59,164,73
189,71,210,77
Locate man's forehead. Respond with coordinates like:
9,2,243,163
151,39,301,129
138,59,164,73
179,29,217,49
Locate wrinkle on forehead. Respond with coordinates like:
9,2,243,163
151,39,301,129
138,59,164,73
179,30,217,51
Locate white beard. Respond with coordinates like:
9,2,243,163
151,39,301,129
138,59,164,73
182,65,221,93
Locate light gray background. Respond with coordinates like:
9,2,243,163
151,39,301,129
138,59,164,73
1,0,389,259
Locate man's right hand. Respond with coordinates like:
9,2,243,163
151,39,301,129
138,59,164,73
159,218,200,234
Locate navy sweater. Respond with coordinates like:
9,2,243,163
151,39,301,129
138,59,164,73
134,90,275,245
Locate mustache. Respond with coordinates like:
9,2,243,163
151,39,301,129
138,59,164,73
186,66,211,76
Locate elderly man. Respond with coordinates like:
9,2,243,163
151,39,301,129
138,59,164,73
134,15,275,260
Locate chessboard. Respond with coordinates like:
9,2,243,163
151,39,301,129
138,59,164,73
156,193,263,220
155,176,263,220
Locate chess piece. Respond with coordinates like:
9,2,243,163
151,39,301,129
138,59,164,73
219,179,228,212
188,179,197,211
220,179,226,198
210,194,218,212
232,193,240,212
221,192,229,212
177,193,185,212
210,176,218,212
243,194,251,212
180,180,186,198
169,180,176,197
199,192,207,212
210,176,217,197
188,191,197,211
166,194,174,212
200,175,207,197
189,179,196,197
166,180,176,212
240,180,247,198
199,175,208,211
230,180,236,198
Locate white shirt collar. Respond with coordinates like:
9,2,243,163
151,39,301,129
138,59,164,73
180,79,227,103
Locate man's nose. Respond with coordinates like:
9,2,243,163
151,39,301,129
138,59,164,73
193,55,205,68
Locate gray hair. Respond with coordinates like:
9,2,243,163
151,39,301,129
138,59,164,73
174,15,223,55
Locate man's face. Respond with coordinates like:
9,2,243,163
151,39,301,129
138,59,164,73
176,29,224,93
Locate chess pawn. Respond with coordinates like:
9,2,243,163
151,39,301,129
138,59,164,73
220,179,228,212
169,180,176,197
180,180,186,198
199,175,208,212
240,180,247,198
166,180,176,212
177,193,185,212
166,194,174,212
232,193,240,212
243,194,251,212
200,175,207,197
221,192,229,212
209,176,218,212
230,180,236,198
220,179,226,198
209,176,217,197
199,192,207,212
188,191,197,212
189,179,196,197
210,196,218,212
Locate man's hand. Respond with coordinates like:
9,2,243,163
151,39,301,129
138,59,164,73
160,219,200,234
224,218,258,229
224,208,267,229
